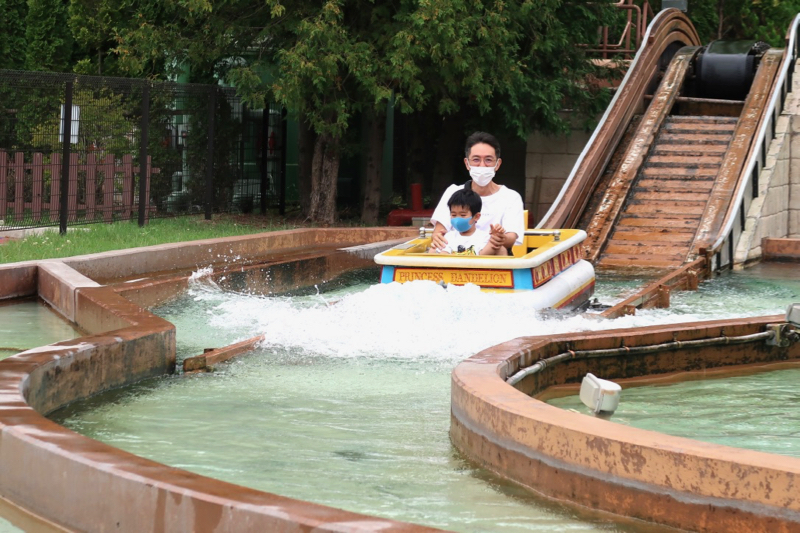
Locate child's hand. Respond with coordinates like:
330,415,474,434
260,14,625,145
489,224,505,249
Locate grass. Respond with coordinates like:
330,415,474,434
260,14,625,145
0,214,302,264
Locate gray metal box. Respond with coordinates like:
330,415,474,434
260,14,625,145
787,303,800,327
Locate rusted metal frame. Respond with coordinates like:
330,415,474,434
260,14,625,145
183,335,265,372
600,257,707,318
507,326,777,385
690,50,783,259
586,1,655,59
582,46,699,264
644,95,745,106
538,10,702,230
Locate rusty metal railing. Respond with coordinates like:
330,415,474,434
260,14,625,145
586,0,655,59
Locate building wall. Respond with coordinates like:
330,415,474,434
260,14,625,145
524,127,592,225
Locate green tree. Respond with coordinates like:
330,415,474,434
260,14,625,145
685,0,800,46
99,0,616,223
25,0,73,72
0,0,28,70
27,87,138,156
68,0,129,76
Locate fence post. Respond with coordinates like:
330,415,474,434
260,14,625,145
205,88,216,221
138,82,150,227
280,108,287,216
60,81,73,235
260,107,269,215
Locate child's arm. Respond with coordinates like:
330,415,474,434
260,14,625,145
478,239,495,255
481,225,508,256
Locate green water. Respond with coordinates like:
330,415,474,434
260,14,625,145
549,368,800,457
51,272,675,532
0,299,82,360
40,263,800,531
55,354,661,532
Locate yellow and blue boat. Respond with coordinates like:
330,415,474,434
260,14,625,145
374,227,595,310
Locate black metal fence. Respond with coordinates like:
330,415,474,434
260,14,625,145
0,70,285,232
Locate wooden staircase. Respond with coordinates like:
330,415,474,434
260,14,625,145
597,115,738,269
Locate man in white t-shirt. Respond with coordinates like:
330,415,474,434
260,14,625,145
430,132,524,255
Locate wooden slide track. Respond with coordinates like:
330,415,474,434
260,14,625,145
538,9,790,317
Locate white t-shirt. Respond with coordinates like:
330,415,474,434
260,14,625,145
431,183,525,245
441,228,491,254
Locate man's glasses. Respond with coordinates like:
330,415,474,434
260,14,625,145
468,157,496,166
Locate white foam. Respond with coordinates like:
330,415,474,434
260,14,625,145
189,267,215,283
174,267,795,366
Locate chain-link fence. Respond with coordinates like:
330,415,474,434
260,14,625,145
0,70,285,232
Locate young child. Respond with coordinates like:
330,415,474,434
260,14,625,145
431,189,506,255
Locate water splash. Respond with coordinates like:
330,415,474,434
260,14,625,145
177,271,794,366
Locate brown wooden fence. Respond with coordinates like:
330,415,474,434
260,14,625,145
0,151,159,225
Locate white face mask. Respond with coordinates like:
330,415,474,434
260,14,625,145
468,164,496,187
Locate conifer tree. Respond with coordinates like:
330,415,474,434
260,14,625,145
24,0,73,72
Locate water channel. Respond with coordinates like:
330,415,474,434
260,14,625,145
8,262,796,532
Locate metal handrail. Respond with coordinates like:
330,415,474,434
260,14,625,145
585,1,655,59
525,230,561,241
507,330,778,386
711,14,800,253
419,227,562,241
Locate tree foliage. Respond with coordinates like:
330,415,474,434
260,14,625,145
100,0,617,221
27,88,138,156
686,0,800,47
0,0,28,70
25,0,73,72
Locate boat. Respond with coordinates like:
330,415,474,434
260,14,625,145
374,226,595,310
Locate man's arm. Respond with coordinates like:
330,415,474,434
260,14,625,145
502,232,517,249
430,221,448,250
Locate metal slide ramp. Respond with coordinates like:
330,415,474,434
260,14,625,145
597,115,738,269
536,9,800,316
574,44,783,274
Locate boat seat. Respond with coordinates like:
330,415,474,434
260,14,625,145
511,210,529,257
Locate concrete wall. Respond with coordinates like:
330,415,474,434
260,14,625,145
525,127,593,225
734,60,800,265
0,228,434,533
451,317,800,533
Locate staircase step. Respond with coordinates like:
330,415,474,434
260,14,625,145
603,242,688,255
599,254,686,269
653,144,728,154
647,154,724,166
629,191,710,202
664,121,737,133
658,133,732,144
616,216,700,228
624,202,707,216
666,115,738,124
610,228,695,243
637,178,715,190
642,167,719,178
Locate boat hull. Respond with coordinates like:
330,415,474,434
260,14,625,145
379,259,595,310
374,228,595,310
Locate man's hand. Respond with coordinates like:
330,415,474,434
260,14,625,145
430,224,448,251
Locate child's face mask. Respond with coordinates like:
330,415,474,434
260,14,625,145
450,216,474,232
